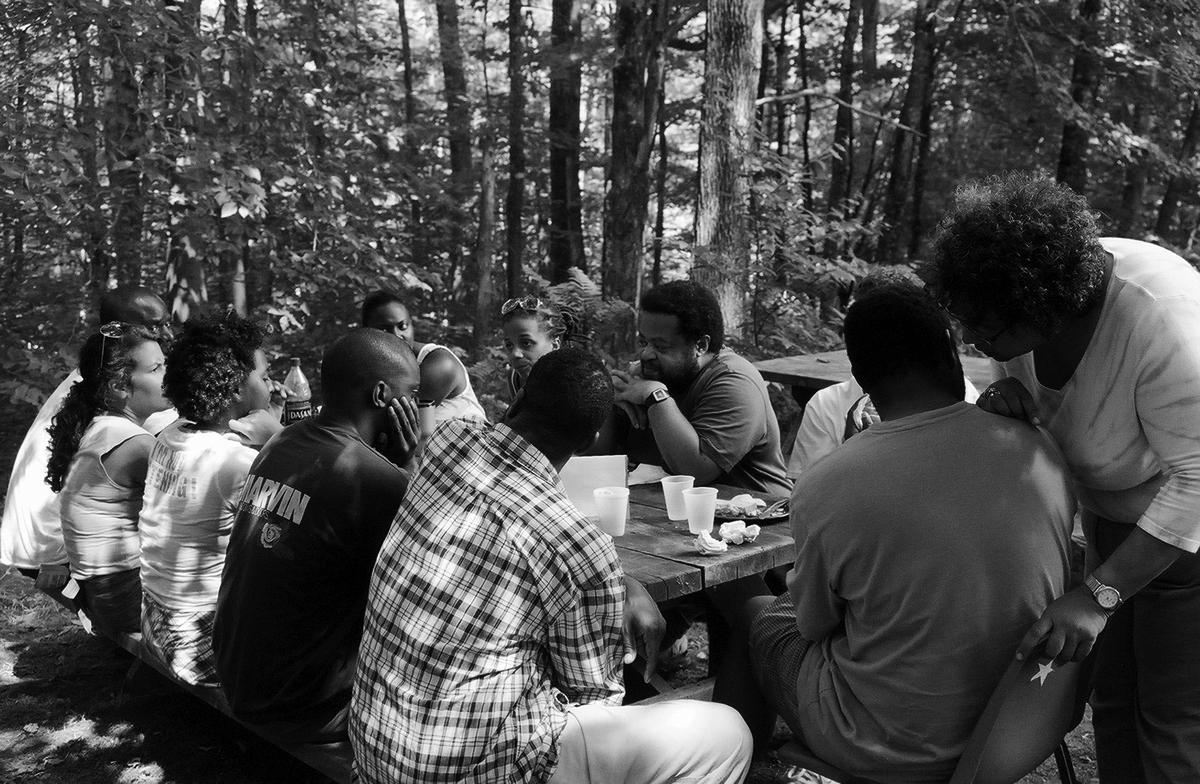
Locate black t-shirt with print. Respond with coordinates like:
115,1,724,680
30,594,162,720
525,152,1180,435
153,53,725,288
213,417,408,738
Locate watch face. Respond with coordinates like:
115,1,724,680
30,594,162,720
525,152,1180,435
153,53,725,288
1096,587,1120,610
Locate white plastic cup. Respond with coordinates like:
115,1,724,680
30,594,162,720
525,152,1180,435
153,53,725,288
661,475,695,521
593,487,630,537
683,487,718,535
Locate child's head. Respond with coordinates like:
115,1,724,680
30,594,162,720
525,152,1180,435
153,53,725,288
500,296,584,381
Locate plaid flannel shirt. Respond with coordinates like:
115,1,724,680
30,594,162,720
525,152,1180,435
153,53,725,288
351,420,626,784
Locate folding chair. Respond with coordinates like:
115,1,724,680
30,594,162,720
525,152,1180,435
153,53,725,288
776,651,1089,784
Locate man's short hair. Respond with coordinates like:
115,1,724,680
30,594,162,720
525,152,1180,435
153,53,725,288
519,347,613,448
640,281,725,354
321,328,419,410
844,281,965,399
361,290,406,326
99,286,166,324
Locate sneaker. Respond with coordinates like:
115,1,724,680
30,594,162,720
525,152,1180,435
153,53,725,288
785,766,839,784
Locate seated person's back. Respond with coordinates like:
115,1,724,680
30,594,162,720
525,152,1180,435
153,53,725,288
750,281,1074,783
139,312,279,686
213,329,422,743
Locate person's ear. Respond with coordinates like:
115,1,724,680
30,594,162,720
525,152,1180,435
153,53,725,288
695,334,711,355
552,337,561,350
575,429,601,455
105,377,129,408
371,380,392,409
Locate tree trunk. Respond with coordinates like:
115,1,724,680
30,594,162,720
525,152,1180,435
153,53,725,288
796,0,813,212
72,15,109,295
397,0,425,272
826,0,861,215
549,0,587,283
875,0,939,264
474,134,498,349
603,0,668,301
693,0,764,338
652,99,668,287
101,2,147,286
434,0,473,294
505,0,526,297
1117,76,1157,237
1155,99,1200,241
1057,0,1103,194
860,0,878,80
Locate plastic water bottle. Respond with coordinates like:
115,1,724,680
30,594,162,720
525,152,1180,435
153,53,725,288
281,358,313,424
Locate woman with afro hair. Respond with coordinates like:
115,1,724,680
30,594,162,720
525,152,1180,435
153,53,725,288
137,311,280,686
927,172,1200,782
46,323,171,636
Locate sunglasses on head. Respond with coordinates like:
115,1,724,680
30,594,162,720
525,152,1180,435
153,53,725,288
501,295,544,316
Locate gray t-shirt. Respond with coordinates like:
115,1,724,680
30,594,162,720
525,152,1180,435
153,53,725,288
789,402,1075,783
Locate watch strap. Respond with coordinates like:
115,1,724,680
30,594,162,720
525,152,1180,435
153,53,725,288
645,387,671,407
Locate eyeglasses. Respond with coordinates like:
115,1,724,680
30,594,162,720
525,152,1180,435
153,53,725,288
96,321,128,373
501,296,544,316
936,299,1009,348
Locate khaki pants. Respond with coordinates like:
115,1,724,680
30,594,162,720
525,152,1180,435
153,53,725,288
547,700,753,784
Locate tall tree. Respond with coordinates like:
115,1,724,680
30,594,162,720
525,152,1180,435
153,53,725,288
474,132,498,348
434,0,473,291
694,0,764,336
1116,71,1157,236
505,0,526,297
398,0,425,271
548,0,587,283
826,0,861,215
1155,99,1200,240
875,0,940,264
1057,0,1104,193
71,11,108,295
603,0,668,301
101,1,148,285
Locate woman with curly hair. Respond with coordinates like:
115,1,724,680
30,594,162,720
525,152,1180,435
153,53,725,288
45,323,170,636
138,311,279,686
927,172,1200,783
499,295,588,400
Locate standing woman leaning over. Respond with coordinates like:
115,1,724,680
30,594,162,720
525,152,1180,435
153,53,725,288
45,323,171,637
927,173,1200,783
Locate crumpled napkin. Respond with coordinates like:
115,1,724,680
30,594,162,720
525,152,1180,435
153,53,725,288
718,520,762,545
695,530,728,554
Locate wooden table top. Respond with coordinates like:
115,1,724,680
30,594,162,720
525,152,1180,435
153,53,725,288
753,349,996,394
614,483,795,603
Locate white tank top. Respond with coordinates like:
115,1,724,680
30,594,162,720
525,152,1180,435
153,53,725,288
60,415,150,579
417,343,487,423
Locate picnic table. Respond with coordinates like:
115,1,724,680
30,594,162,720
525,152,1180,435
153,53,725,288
754,348,996,406
614,482,795,603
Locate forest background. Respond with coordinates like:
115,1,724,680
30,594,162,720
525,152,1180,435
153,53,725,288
2,0,1199,430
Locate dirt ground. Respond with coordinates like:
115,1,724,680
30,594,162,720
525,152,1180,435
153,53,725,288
0,567,1097,784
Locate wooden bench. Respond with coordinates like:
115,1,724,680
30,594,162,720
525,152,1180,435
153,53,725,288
40,587,353,783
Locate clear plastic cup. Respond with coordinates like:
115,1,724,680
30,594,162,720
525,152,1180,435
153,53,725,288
592,487,630,537
683,487,718,535
661,475,695,522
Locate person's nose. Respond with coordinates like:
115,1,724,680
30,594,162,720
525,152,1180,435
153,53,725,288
639,345,656,361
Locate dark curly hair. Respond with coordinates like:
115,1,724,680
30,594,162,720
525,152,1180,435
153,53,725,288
925,172,1108,336
164,312,265,427
517,346,614,451
500,295,590,347
46,324,158,492
361,290,405,326
639,280,725,354
844,280,966,400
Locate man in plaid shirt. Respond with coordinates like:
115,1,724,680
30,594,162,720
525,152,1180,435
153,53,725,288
351,347,752,784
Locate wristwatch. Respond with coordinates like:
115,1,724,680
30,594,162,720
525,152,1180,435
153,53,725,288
645,387,671,407
1084,574,1123,614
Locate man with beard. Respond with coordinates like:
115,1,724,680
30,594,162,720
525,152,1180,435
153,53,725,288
609,281,790,497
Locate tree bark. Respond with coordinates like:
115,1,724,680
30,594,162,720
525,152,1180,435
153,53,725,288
875,0,939,264
693,0,764,338
434,0,473,292
72,14,109,295
1056,0,1103,194
101,1,148,286
549,0,587,283
397,0,425,272
796,0,813,212
652,99,668,287
860,0,878,80
505,0,526,297
1117,75,1157,237
1155,99,1200,241
474,134,498,349
826,0,861,215
603,0,668,300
